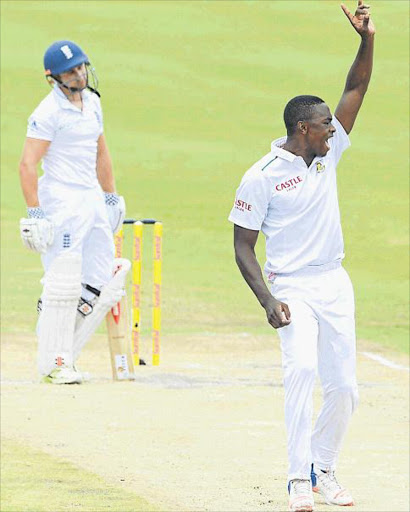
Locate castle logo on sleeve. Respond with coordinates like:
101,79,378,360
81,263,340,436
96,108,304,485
235,199,252,212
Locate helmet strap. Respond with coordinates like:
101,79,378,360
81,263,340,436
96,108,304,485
86,85,101,97
56,74,87,94
45,63,100,98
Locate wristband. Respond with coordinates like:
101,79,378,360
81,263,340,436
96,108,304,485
27,206,45,219
104,192,119,206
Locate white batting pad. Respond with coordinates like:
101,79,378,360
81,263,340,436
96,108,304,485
73,258,131,361
37,254,82,375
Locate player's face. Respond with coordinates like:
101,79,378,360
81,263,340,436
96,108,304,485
59,63,87,91
306,104,336,157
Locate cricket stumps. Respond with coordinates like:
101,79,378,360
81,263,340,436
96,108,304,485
123,218,163,367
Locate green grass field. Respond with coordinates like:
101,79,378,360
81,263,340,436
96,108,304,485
1,0,408,352
1,438,158,511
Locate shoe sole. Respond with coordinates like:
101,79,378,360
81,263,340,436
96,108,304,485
315,489,354,507
41,377,82,384
289,498,314,512
324,500,354,507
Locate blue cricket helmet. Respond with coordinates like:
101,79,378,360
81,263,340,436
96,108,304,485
44,40,89,76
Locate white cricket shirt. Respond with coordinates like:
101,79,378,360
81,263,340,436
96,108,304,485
26,86,104,188
228,116,350,278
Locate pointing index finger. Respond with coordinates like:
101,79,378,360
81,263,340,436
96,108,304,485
341,3,353,21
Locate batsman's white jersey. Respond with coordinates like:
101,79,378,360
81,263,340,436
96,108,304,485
229,116,358,482
27,85,114,288
28,85,103,187
27,86,115,377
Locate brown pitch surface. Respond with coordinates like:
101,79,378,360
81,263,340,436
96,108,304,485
1,332,408,511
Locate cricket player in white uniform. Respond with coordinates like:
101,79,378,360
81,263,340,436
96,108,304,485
229,2,375,511
19,40,129,385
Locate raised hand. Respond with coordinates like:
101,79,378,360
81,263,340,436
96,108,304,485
341,0,376,37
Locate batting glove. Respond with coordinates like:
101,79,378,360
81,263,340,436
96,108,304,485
105,192,126,234
20,207,54,253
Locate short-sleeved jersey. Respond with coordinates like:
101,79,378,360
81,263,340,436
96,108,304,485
26,86,104,188
228,116,350,278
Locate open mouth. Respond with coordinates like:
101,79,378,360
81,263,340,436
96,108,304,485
324,135,333,150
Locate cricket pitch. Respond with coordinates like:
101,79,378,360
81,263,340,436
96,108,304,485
1,332,409,511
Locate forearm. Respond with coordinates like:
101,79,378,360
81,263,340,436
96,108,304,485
235,244,272,308
96,142,115,193
19,162,40,207
344,34,374,94
97,157,115,193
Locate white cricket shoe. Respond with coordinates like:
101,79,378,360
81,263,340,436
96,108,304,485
73,364,91,382
313,468,354,506
288,479,314,512
41,367,83,385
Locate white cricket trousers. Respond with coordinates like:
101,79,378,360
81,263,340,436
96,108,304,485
271,262,359,483
38,177,114,288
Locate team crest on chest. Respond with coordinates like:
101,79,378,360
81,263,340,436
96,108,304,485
316,162,326,173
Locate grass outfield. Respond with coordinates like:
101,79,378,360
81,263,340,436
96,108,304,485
1,0,409,352
1,438,158,511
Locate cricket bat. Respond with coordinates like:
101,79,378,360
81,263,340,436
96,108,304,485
106,293,135,381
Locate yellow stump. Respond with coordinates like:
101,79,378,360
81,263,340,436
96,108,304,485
114,228,124,258
132,222,143,367
152,222,162,366
111,228,125,334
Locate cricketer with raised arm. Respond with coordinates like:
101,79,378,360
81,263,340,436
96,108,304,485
229,2,375,511
19,40,128,384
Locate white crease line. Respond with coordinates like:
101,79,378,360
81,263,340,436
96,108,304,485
360,351,410,372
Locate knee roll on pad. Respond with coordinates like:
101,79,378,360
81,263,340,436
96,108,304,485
37,254,82,375
72,258,131,361
43,254,83,301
